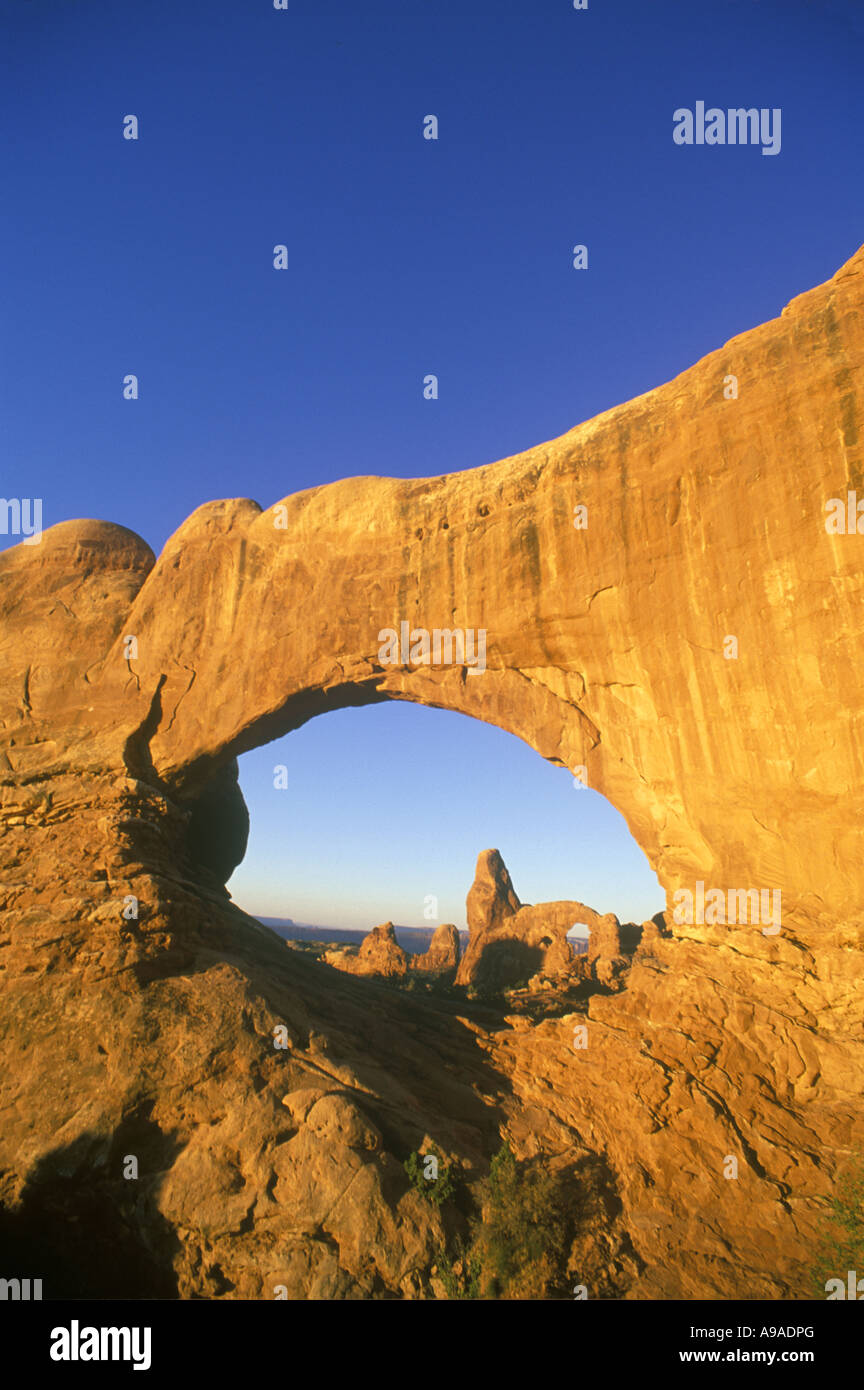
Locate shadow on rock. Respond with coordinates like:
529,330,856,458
0,1107,184,1299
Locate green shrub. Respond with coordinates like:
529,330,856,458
419,1140,571,1299
811,1155,864,1297
404,1142,456,1207
435,1237,482,1300
470,1142,568,1298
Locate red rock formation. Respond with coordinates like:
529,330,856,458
456,849,609,991
412,923,461,975
324,922,408,978
2,247,864,1298
587,912,628,986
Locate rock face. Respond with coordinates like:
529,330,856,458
587,913,629,987
324,922,408,978
2,246,864,1299
411,923,461,975
456,849,611,991
466,850,521,934
326,922,460,980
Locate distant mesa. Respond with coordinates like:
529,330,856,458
267,918,464,958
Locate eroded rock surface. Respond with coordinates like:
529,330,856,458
2,247,864,1299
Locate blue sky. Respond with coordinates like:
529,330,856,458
3,0,862,928
229,704,660,931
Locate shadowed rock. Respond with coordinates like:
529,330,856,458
587,912,628,987
412,923,461,975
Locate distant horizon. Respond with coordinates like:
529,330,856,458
257,914,591,938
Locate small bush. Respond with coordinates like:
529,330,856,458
435,1237,482,1300
404,1143,456,1207
471,1142,568,1298
811,1155,864,1297
422,1141,571,1299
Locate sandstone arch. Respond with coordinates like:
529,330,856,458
456,847,616,990
2,245,864,1299
8,252,864,930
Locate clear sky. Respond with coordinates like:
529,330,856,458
3,0,862,928
229,703,662,930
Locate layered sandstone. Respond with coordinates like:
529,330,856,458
2,246,864,1298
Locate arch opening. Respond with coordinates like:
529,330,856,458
219,700,664,992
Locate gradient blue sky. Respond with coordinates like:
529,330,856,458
3,0,862,928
